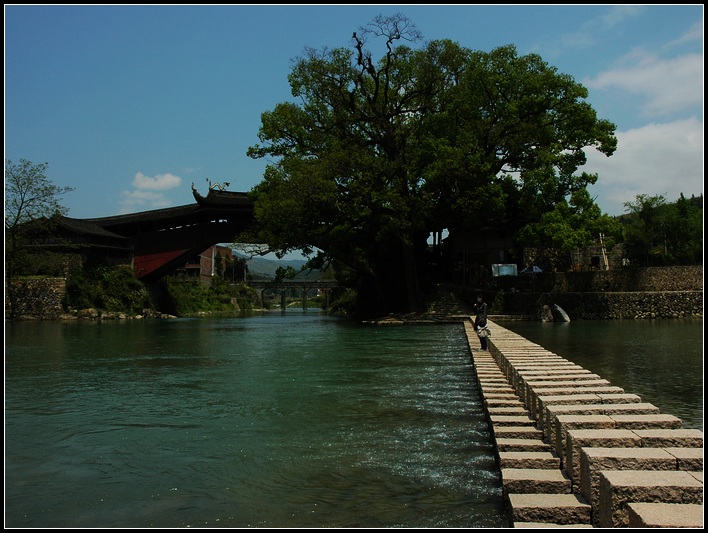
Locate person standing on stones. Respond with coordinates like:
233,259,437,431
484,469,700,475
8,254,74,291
472,293,489,351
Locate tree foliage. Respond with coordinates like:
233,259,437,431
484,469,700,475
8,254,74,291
517,188,625,270
5,158,74,319
5,159,73,230
622,193,703,265
5,159,74,265
244,14,617,317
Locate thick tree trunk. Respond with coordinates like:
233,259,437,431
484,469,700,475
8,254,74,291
354,241,424,318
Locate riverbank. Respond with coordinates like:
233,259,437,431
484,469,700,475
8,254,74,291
6,266,703,321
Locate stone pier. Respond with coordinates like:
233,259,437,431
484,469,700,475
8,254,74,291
464,319,703,528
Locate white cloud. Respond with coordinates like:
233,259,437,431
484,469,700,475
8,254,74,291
131,172,182,191
601,5,644,28
119,171,183,213
119,190,173,213
584,117,703,215
584,51,703,117
665,20,703,50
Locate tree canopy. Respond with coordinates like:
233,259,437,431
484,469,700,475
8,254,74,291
244,14,617,317
5,158,74,319
5,158,74,268
622,193,703,266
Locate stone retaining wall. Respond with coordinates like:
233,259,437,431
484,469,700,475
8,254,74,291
501,291,703,319
5,278,66,320
494,266,703,293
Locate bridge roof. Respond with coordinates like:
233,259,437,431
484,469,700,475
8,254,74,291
83,204,201,230
80,188,253,237
58,216,130,239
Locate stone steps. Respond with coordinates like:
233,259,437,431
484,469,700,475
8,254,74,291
507,493,591,526
598,470,703,527
626,502,704,528
465,318,703,528
579,446,704,526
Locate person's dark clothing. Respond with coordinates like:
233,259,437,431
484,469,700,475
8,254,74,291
472,300,488,350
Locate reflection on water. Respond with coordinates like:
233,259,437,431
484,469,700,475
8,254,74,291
5,314,509,528
496,319,703,430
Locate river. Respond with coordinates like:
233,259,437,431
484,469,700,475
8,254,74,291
5,313,507,528
5,313,702,527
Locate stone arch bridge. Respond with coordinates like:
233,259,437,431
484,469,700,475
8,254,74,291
247,280,340,310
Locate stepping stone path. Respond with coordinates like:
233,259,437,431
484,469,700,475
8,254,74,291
464,319,703,528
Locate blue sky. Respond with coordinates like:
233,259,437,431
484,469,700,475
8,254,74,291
5,5,703,221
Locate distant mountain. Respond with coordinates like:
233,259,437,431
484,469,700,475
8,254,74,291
233,251,316,280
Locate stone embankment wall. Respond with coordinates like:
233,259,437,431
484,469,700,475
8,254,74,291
502,291,702,320
5,278,173,320
495,266,702,293
493,266,703,320
5,278,66,320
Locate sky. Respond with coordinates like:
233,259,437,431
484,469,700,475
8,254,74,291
5,5,704,222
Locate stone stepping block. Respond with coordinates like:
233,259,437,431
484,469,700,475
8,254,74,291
664,447,703,470
523,381,612,409
511,368,593,388
518,369,593,378
513,522,593,528
545,403,660,444
493,426,544,440
508,493,591,526
506,362,574,372
489,414,537,427
475,367,506,374
597,393,643,404
519,375,605,400
496,438,554,452
478,383,513,391
626,502,704,528
475,371,506,379
499,451,561,469
609,413,683,430
539,394,640,433
521,373,602,384
633,428,703,448
553,415,616,465
479,382,515,391
483,392,523,401
502,468,572,494
511,361,582,367
480,383,517,393
484,398,527,408
527,386,625,417
597,469,704,527
487,406,531,416
578,447,679,525
503,362,573,376
553,414,683,466
475,374,507,381
564,429,643,486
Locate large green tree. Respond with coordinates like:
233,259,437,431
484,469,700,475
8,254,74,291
245,15,617,317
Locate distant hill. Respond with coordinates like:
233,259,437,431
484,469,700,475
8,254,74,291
233,251,319,280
